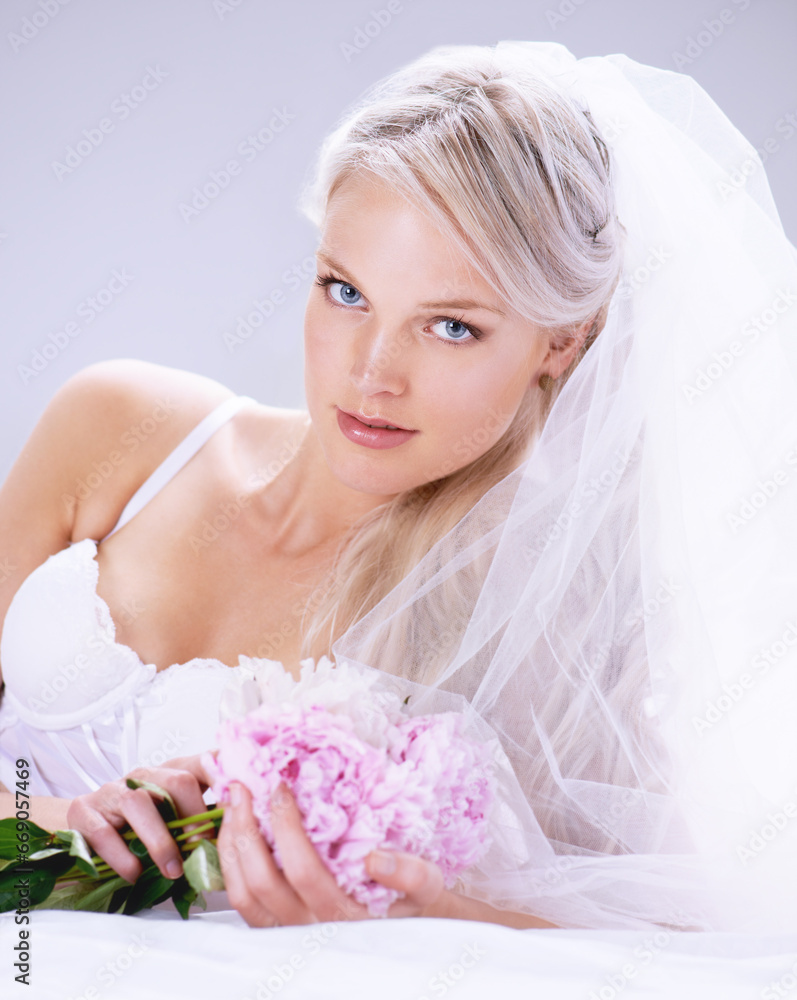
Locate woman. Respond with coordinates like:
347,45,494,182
1,41,795,933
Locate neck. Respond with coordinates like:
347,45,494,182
248,414,396,557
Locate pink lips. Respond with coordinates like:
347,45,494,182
343,408,413,432
336,408,418,450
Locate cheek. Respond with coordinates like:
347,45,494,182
304,302,344,382
426,356,528,431
414,361,526,477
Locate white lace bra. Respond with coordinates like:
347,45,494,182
0,394,258,798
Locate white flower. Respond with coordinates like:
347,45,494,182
219,655,409,749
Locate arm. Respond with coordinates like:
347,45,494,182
0,360,236,831
0,361,201,832
0,357,237,688
0,782,71,830
0,371,104,827
422,886,558,929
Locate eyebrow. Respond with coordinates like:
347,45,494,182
315,249,507,317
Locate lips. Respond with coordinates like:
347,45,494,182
339,408,413,432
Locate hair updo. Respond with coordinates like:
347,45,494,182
290,44,625,662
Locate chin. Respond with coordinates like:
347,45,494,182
329,458,417,498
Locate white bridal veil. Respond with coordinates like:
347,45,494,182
322,41,797,933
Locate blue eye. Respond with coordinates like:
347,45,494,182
332,281,362,306
430,317,477,345
313,273,483,346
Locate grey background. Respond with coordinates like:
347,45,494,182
1,0,795,479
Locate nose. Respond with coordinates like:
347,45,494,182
348,322,409,396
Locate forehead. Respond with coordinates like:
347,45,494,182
320,172,506,309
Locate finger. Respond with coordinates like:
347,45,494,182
126,765,209,822
118,786,185,880
218,783,300,927
365,851,445,918
126,765,213,848
66,796,142,884
159,754,214,791
270,783,368,924
217,801,278,927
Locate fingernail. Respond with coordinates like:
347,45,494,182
166,859,182,879
271,783,288,809
230,783,241,807
368,850,396,876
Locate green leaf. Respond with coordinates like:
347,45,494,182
125,779,178,824
32,879,101,911
122,864,173,915
126,837,149,859
0,817,53,859
53,830,99,877
0,866,57,912
74,876,131,914
108,881,133,915
171,876,199,920
39,851,79,879
183,840,225,893
27,847,66,862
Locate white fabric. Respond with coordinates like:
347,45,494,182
2,910,795,1000
0,397,255,798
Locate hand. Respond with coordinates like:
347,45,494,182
217,781,448,927
65,754,212,884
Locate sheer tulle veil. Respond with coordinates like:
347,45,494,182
222,40,792,932
317,41,797,932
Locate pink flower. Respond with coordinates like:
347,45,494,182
205,659,495,916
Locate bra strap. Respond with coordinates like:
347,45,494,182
100,395,255,543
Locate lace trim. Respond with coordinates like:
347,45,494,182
82,537,252,674
4,540,274,731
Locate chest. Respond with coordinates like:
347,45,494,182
78,404,340,677
94,510,335,677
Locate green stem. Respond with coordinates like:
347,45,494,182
173,821,217,843
64,857,114,877
50,806,226,899
166,807,225,830
116,807,223,843
181,837,216,854
59,866,116,885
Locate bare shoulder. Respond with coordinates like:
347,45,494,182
64,358,244,542
65,359,307,540
0,358,290,684
0,358,303,681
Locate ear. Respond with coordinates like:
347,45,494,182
535,318,593,382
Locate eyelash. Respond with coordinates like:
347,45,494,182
313,272,484,346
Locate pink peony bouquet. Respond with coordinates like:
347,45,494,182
202,655,496,917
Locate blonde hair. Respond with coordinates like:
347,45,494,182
293,43,625,663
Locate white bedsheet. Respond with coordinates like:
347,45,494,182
2,908,796,1000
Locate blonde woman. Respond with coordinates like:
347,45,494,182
1,41,795,933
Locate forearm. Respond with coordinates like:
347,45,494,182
428,888,559,929
0,791,71,831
